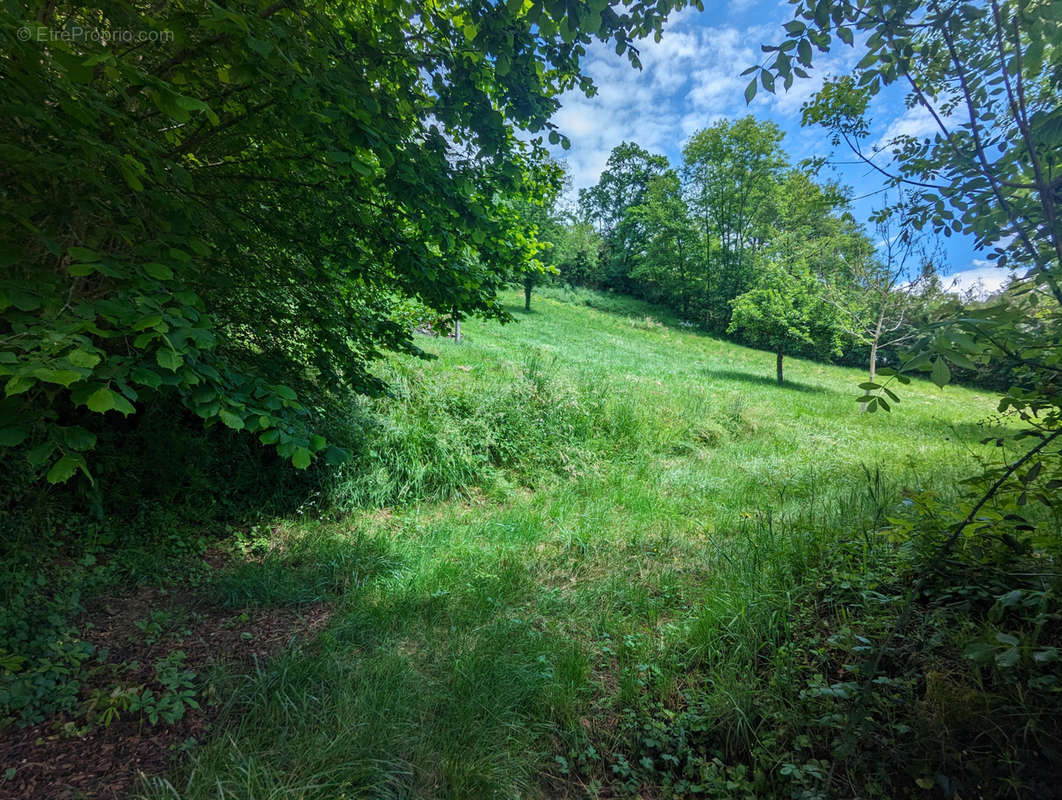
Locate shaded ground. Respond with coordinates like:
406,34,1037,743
0,560,332,800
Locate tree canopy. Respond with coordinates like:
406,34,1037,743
0,0,693,483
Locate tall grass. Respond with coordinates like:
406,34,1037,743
135,289,1029,799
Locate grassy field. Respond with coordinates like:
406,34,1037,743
138,287,1013,799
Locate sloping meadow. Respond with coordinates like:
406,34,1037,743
10,288,1051,799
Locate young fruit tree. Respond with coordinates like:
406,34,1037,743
820,200,939,386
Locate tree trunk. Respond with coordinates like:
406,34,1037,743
776,344,784,385
524,277,532,311
453,314,461,343
861,340,878,412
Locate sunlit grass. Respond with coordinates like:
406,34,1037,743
142,287,1000,799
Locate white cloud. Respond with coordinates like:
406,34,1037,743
874,104,941,150
548,11,777,192
545,0,870,196
944,259,1012,299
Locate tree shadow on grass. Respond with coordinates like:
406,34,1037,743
205,528,405,608
504,302,538,316
171,544,589,799
704,368,830,395
908,415,1008,446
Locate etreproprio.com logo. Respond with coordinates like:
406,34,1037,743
17,25,174,44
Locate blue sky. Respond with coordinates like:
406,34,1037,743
546,0,1006,296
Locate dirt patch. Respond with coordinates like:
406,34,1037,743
0,580,333,800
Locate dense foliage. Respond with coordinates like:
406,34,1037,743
0,0,692,484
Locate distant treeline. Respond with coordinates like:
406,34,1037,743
538,117,1022,387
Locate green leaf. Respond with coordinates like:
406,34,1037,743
324,445,350,465
130,366,163,389
9,291,40,311
744,78,757,104
247,36,274,57
944,350,976,369
66,349,101,369
156,349,183,371
273,384,298,401
27,441,55,467
47,455,81,484
112,393,135,415
218,409,245,430
33,368,85,387
930,357,951,388
995,589,1023,611
188,239,211,256
1034,648,1058,664
58,426,97,451
144,263,174,281
120,161,144,192
86,387,116,413
46,453,93,484
963,641,995,663
995,647,1020,668
68,247,100,262
0,426,28,447
291,447,312,469
133,315,164,331
5,375,35,396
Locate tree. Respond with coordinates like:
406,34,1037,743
549,213,602,287
682,117,788,330
726,168,865,385
728,240,844,385
820,199,939,385
579,142,669,293
509,160,567,312
0,0,692,483
629,171,699,315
